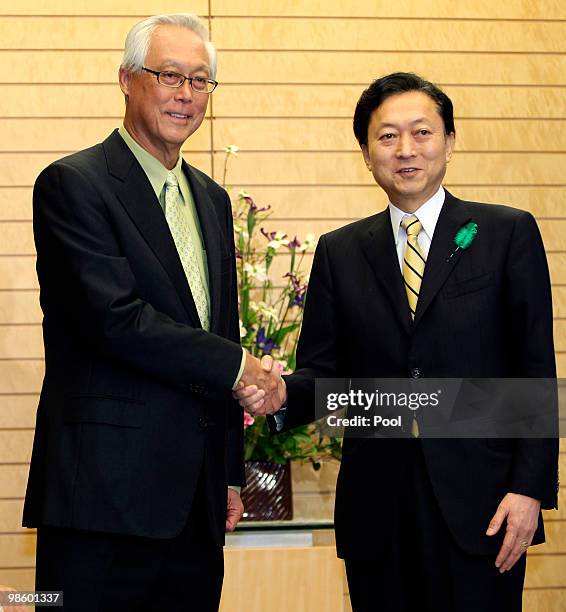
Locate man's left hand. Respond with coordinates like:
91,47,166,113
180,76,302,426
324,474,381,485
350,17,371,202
226,488,244,532
486,492,541,572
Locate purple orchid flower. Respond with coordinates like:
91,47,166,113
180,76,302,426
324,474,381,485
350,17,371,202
284,273,307,308
245,195,270,214
287,236,301,250
256,327,279,355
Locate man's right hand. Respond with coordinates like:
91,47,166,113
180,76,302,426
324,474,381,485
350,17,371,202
236,354,287,416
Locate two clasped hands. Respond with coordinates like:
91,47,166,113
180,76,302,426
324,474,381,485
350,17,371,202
236,354,286,416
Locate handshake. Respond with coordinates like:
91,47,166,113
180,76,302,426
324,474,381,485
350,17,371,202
234,353,287,416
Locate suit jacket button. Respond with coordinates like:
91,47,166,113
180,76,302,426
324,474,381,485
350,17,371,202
198,417,208,429
411,368,422,378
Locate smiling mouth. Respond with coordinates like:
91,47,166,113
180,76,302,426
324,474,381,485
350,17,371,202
167,112,191,120
397,168,420,174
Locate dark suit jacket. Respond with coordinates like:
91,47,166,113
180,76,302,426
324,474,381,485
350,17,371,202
23,130,244,544
281,190,558,558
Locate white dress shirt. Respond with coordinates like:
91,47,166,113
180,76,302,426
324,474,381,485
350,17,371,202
389,186,446,270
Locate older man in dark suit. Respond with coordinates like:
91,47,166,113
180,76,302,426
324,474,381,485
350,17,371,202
235,73,558,611
24,13,280,611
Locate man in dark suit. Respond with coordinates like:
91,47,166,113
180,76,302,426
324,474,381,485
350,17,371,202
24,13,279,611
235,73,558,611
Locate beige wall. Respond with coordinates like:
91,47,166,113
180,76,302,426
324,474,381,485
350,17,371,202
0,1,564,608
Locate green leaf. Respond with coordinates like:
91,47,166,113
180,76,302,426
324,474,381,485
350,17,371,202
272,322,300,344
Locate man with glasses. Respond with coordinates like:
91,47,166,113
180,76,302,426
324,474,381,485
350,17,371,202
24,13,281,611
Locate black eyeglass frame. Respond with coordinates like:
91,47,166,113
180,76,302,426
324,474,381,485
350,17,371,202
141,67,218,93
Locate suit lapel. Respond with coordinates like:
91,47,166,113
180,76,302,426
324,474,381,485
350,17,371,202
413,191,472,326
103,130,202,328
361,210,411,334
184,161,224,334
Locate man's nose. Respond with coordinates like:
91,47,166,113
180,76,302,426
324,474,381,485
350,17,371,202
396,133,416,158
174,79,193,102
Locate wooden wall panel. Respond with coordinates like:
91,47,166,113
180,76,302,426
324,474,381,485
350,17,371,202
2,118,211,152
523,590,566,611
214,85,566,118
0,361,43,394
548,255,566,285
0,292,41,324
0,258,37,290
6,184,565,224
0,534,35,568
215,152,566,185
0,17,138,49
0,153,212,187
0,1,208,15
217,52,566,85
0,569,34,592
5,51,566,86
215,119,566,152
0,500,24,532
213,18,566,52
0,396,38,429
0,85,208,119
222,186,566,219
0,189,32,220
530,523,566,554
220,546,343,612
0,3,563,608
0,327,42,359
210,0,566,19
14,16,551,54
527,556,566,588
0,432,33,464
5,216,563,261
0,465,29,499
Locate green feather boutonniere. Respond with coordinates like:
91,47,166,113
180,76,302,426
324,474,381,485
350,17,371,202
447,222,478,261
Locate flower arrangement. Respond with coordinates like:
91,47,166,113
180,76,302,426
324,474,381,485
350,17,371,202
224,146,342,469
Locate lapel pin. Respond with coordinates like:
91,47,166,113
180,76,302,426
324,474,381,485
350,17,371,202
446,222,478,262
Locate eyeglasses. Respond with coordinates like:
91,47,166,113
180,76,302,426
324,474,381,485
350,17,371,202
142,67,218,94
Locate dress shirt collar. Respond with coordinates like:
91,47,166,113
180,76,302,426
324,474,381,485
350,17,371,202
118,126,184,200
389,186,446,245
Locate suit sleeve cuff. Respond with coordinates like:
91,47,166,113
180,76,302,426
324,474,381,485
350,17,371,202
231,348,246,390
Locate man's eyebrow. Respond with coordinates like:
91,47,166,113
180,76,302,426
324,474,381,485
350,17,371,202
376,117,433,129
158,59,210,74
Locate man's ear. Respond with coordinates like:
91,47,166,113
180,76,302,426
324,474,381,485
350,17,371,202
361,144,372,171
119,68,132,99
445,132,455,163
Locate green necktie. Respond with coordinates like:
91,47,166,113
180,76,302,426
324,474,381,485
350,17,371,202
164,172,210,331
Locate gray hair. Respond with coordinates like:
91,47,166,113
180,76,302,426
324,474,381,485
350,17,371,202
120,13,217,79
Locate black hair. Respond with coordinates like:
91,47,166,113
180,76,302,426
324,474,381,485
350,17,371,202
353,72,455,146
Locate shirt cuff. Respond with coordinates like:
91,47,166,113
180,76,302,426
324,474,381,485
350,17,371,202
228,485,241,495
231,347,247,390
273,407,287,432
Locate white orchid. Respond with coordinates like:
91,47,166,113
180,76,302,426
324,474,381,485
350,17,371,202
224,144,240,156
250,300,279,323
297,233,316,253
267,231,290,251
243,263,267,282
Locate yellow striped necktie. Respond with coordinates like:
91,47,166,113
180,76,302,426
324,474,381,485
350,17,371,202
401,215,425,437
401,215,426,320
